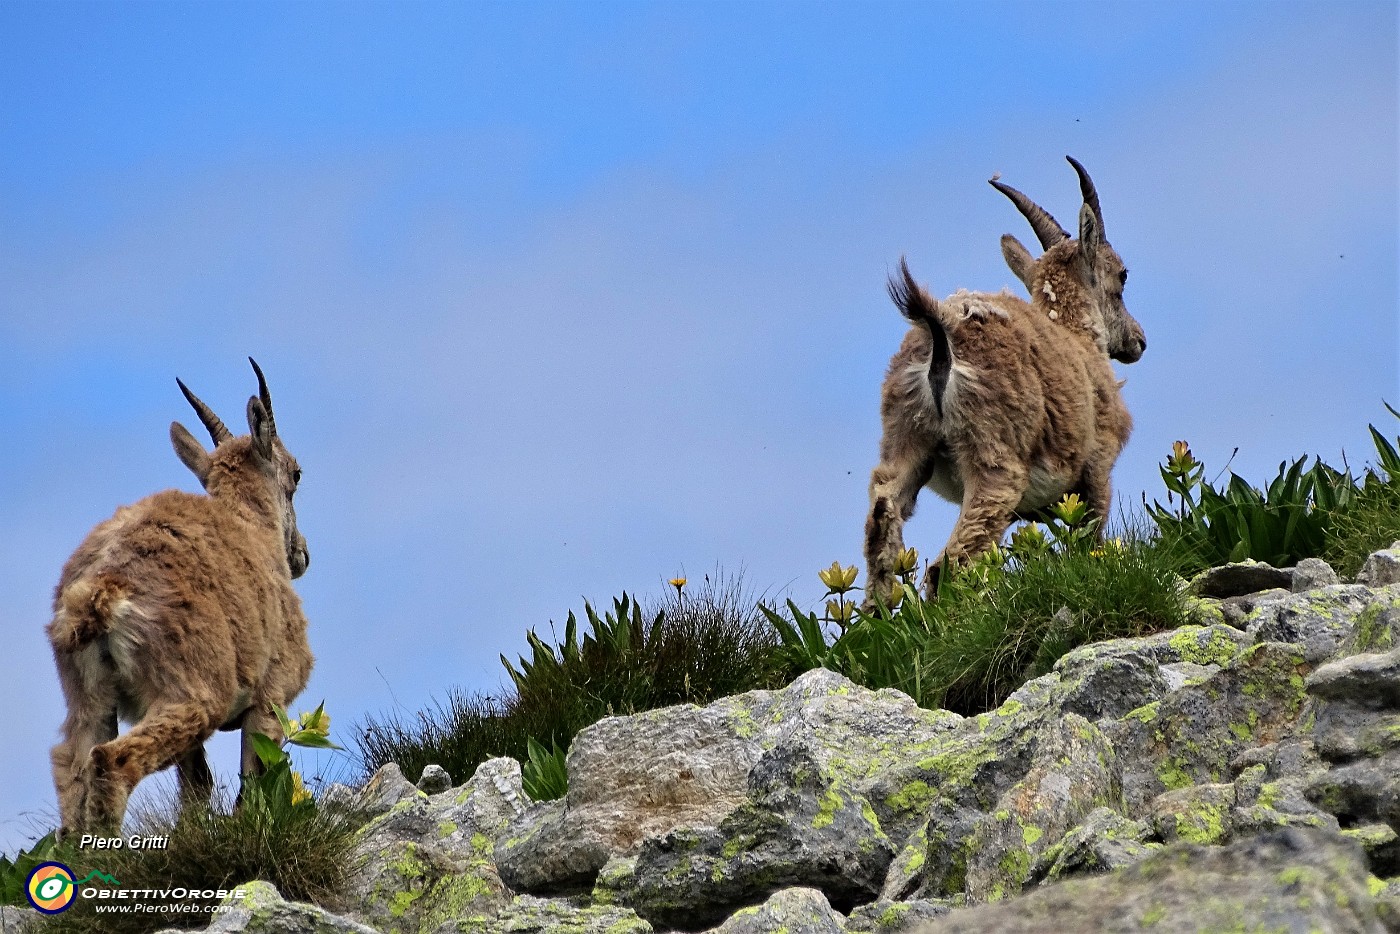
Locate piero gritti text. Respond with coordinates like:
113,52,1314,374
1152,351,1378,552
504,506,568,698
76,833,169,850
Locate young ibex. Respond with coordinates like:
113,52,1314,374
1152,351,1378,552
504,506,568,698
864,157,1146,603
48,359,312,835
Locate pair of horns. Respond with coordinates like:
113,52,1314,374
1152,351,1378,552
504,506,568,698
989,156,1104,250
177,357,276,446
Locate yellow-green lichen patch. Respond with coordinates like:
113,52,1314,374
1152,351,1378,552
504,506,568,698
1342,824,1399,852
1172,802,1227,845
1139,902,1167,926
1350,598,1400,653
1124,701,1161,724
417,869,504,933
1157,757,1193,791
1278,865,1321,888
436,820,458,839
879,903,910,926
813,787,843,829
1169,626,1241,667
886,779,936,816
730,705,759,739
861,799,883,833
1184,597,1227,628
721,832,755,860
996,846,1031,890
906,845,927,875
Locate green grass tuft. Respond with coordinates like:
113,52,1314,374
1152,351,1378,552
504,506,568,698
768,526,1190,716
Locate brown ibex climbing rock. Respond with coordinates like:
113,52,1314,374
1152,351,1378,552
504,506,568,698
864,157,1145,603
48,359,312,835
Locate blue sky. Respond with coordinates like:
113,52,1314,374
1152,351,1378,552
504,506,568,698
1,2,1395,852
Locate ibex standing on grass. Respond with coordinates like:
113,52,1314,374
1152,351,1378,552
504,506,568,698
864,157,1146,604
48,359,313,835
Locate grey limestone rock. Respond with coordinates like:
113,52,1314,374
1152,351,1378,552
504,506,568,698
1246,584,1378,662
1105,641,1313,811
416,764,452,795
1027,807,1157,884
505,668,962,927
1189,560,1293,598
910,827,1388,934
1228,742,1338,837
0,907,33,934
845,900,952,932
960,714,1122,902
349,757,524,933
432,894,652,934
705,887,845,934
495,684,778,894
1149,782,1235,845
154,881,381,934
1359,544,1400,587
1292,557,1340,592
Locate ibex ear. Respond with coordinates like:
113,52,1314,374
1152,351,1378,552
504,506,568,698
170,422,212,485
247,397,275,463
1078,203,1103,257
1000,234,1035,291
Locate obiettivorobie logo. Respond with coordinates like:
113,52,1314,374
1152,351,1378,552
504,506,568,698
25,861,120,914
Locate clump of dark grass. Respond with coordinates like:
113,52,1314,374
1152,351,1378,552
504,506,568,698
40,780,361,934
356,570,787,794
1326,475,1400,578
1324,404,1400,578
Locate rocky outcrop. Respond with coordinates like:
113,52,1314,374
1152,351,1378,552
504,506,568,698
153,881,381,933
51,547,1400,934
345,758,523,933
909,827,1389,934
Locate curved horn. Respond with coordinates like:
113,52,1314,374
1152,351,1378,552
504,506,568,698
1065,155,1104,237
176,378,233,446
989,177,1068,250
248,357,276,436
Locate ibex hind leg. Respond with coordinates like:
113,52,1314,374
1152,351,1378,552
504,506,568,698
52,711,117,838
50,656,119,838
176,746,214,813
864,455,934,609
82,702,215,832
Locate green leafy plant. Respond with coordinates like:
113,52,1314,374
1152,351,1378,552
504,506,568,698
520,737,569,801
0,831,65,907
1147,440,1358,574
242,702,343,817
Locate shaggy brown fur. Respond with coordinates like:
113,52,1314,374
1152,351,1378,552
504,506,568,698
864,158,1146,603
48,359,312,836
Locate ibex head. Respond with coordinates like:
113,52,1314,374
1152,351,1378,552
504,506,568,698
169,358,309,578
991,156,1146,364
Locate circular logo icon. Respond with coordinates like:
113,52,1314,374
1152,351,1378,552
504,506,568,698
26,861,77,914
